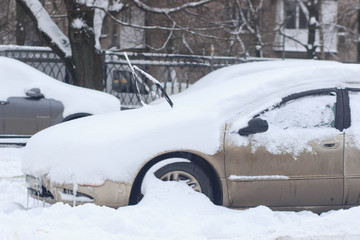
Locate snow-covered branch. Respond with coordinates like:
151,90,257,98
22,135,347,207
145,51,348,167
132,0,212,14
182,34,194,54
18,0,71,57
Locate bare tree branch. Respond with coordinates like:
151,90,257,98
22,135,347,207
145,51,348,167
275,23,308,49
144,23,176,51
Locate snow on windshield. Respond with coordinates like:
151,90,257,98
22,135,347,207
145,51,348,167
234,94,340,156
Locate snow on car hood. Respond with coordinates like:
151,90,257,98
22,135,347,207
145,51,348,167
22,60,360,185
23,105,222,185
0,57,120,116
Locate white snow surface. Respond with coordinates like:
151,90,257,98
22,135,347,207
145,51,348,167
2,146,360,239
0,57,120,117
310,16,318,26
22,60,360,185
71,18,86,29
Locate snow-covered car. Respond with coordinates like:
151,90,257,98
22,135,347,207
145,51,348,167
0,57,120,143
24,60,360,212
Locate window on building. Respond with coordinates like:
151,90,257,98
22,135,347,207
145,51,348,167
274,0,336,53
119,7,145,50
284,0,317,30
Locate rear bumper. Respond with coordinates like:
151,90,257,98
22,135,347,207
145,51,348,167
26,175,132,208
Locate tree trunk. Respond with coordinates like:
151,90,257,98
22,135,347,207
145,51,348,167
307,0,318,59
358,0,360,62
318,0,325,60
15,1,26,45
64,0,104,90
252,0,263,57
254,21,263,57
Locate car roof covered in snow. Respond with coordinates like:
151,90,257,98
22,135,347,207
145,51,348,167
0,56,120,116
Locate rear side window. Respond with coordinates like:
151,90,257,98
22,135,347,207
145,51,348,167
346,91,360,149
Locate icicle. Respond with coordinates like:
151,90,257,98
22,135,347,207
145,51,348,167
26,189,30,210
50,180,57,201
73,183,78,207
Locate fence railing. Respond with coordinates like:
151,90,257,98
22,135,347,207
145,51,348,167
0,45,265,108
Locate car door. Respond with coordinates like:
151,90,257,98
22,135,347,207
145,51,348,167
224,89,344,209
0,97,51,135
343,88,360,206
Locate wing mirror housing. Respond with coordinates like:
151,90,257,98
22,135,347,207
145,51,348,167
26,88,44,99
238,118,269,136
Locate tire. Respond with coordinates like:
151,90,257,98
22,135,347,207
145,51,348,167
154,162,214,202
62,113,91,122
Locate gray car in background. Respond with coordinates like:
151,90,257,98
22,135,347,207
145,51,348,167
0,89,80,136
0,57,121,144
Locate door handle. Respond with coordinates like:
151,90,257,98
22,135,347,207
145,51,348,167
321,141,339,149
0,101,8,105
323,143,335,148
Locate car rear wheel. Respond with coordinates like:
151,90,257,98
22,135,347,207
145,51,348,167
154,162,214,201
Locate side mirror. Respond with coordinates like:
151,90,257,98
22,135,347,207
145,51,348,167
238,118,269,136
26,88,44,99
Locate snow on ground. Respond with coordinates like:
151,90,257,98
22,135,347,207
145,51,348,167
1,146,360,239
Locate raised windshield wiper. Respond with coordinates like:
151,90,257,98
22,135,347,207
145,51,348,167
133,66,174,108
124,52,174,108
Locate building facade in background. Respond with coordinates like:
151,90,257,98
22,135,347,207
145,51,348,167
0,0,359,63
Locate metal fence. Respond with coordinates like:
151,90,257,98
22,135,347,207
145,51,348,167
0,45,263,108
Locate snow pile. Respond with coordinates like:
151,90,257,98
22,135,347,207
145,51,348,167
23,105,221,185
23,60,360,185
2,146,360,239
0,57,120,116
0,146,360,239
0,147,24,179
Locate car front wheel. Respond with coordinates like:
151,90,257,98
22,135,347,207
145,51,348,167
154,162,214,201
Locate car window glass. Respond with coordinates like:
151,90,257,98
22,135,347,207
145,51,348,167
349,91,360,124
261,94,336,129
232,93,340,157
346,91,360,149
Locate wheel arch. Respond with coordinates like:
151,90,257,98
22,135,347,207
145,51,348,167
128,151,223,206
62,112,92,122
